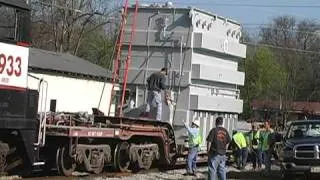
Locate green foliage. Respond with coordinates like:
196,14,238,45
241,47,287,119
77,29,116,70
242,15,320,120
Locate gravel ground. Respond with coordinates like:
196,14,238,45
13,164,282,180
98,165,282,180
3,164,320,180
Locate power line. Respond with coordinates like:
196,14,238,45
243,26,320,36
196,3,320,8
140,1,320,8
244,42,320,55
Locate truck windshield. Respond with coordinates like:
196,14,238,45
287,122,320,138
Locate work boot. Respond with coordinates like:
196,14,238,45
183,171,194,176
139,112,150,118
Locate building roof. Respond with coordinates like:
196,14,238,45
29,48,111,79
0,0,30,10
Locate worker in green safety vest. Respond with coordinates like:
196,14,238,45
259,120,275,175
184,119,202,176
247,122,262,170
232,130,248,170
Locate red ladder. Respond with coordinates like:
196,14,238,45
107,0,130,116
108,0,139,117
119,0,139,117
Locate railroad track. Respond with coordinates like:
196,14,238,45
0,153,218,180
5,159,208,180
3,163,292,180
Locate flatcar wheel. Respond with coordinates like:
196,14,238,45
114,142,131,172
56,146,76,176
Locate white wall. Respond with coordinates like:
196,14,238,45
192,64,245,86
192,53,238,70
27,72,115,115
191,9,242,44
190,95,243,113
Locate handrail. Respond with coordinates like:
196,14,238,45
29,74,48,147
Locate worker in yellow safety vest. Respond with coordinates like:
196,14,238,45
247,123,262,170
232,130,248,170
259,120,275,175
184,119,202,176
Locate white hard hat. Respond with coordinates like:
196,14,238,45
192,119,200,127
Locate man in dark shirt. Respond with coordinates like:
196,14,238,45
144,67,167,121
206,117,231,180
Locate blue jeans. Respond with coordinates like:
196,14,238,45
236,148,248,169
208,154,227,180
251,149,262,169
145,90,162,120
187,146,198,174
263,150,272,173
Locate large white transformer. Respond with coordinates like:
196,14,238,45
120,2,247,149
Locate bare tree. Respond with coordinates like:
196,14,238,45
257,15,320,123
30,0,119,57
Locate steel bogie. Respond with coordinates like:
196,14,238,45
129,143,159,170
75,144,111,174
113,142,160,172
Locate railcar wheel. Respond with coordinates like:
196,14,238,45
114,142,131,172
56,146,76,176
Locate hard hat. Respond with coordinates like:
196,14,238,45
192,119,200,127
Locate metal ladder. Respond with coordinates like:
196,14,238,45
29,74,48,147
29,74,48,166
107,0,130,116
108,0,139,117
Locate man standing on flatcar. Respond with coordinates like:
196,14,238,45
206,117,231,180
143,67,168,121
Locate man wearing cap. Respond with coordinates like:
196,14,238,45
184,119,202,176
144,67,168,121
